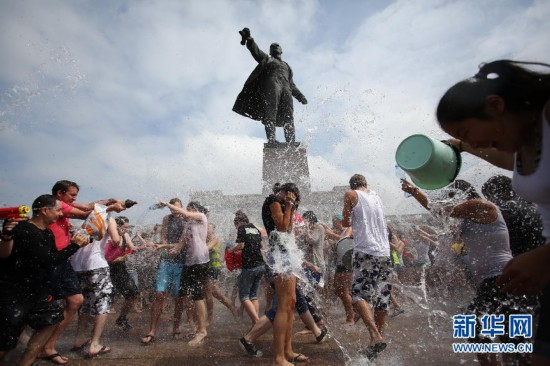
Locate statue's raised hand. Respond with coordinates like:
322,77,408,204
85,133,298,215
239,27,251,45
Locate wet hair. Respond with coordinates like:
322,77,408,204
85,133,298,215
32,194,57,214
437,60,550,126
169,197,182,206
272,182,282,194
302,211,318,224
280,183,301,203
482,175,515,201
187,201,209,215
115,216,129,226
234,209,249,225
51,180,79,195
349,174,367,189
449,179,481,200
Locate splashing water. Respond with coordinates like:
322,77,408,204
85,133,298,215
0,45,86,130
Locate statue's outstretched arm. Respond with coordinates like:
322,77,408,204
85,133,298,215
239,27,267,63
245,37,269,64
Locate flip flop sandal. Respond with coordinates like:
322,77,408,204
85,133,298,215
69,339,91,353
184,332,196,340
289,353,309,363
362,342,387,361
85,345,111,359
390,308,405,318
39,353,69,365
315,326,329,344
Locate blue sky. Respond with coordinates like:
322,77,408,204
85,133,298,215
1,0,549,225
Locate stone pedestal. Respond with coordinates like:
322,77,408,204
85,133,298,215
262,142,311,195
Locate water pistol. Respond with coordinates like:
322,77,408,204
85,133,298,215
0,206,31,220
123,199,138,208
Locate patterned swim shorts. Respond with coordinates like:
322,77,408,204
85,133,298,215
350,251,392,311
77,267,113,316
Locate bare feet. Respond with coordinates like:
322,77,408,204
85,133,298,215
188,331,207,347
141,334,155,345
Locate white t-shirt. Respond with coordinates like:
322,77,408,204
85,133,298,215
71,234,109,272
305,223,326,274
184,212,210,266
351,189,391,257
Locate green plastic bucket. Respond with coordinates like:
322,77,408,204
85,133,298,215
395,134,461,190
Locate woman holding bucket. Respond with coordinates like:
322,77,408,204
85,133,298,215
435,60,550,364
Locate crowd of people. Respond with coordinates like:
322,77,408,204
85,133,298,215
1,60,549,366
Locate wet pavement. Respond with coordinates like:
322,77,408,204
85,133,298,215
8,301,345,366
6,279,481,365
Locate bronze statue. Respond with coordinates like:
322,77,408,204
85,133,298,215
233,27,307,145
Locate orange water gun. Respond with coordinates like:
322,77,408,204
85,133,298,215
0,206,31,220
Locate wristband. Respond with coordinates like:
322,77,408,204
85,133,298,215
1,232,14,241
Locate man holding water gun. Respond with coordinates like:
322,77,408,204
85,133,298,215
0,194,89,366
41,180,127,364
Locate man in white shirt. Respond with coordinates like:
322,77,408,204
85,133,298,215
342,174,391,361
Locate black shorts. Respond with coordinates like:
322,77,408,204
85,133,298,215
109,262,139,299
179,263,209,301
335,264,352,274
534,286,550,357
46,260,82,300
467,276,538,344
0,296,63,351
335,250,353,273
207,267,221,280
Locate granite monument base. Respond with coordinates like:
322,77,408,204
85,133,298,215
262,142,311,195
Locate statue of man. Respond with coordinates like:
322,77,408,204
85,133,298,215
233,28,308,145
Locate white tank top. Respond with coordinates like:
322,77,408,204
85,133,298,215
513,110,550,241
351,190,390,257
460,208,512,283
